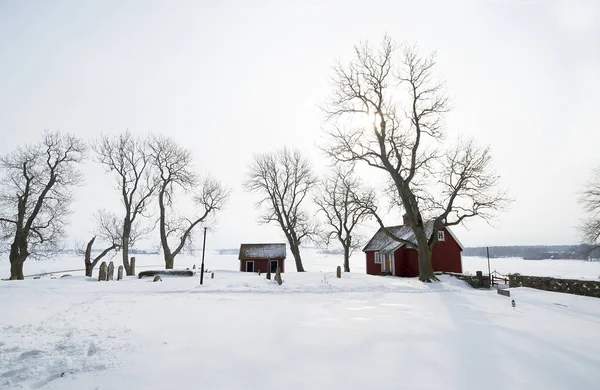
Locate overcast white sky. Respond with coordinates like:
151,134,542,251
1,0,599,250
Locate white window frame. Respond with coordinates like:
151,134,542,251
246,261,255,272
374,252,382,264
437,231,445,241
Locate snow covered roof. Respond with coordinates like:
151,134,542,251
362,222,464,252
239,244,287,260
362,223,434,253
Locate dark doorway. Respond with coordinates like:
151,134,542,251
246,261,254,272
270,260,278,273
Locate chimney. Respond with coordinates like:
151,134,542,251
402,214,410,226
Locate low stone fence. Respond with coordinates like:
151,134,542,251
138,270,195,279
508,274,600,298
439,271,490,289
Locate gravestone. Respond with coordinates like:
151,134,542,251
117,265,123,281
275,265,283,285
130,257,136,275
336,266,341,278
107,261,114,281
98,262,107,281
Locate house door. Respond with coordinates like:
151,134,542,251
383,253,394,274
246,261,254,272
270,260,278,273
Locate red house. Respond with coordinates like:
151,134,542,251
363,219,463,277
239,243,286,273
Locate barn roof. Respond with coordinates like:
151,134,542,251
238,243,286,260
362,223,463,252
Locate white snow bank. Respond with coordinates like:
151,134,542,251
1,271,600,390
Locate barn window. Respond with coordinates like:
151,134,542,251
374,252,382,264
437,231,445,241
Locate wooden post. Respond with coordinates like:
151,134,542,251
211,272,214,279
107,261,114,281
336,266,341,278
98,262,107,281
117,265,123,281
130,257,136,276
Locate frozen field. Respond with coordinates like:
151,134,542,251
2,248,600,280
1,250,600,390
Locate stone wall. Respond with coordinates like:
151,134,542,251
440,271,490,289
508,274,600,298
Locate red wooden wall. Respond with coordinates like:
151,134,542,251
365,251,381,275
240,259,285,273
365,227,462,277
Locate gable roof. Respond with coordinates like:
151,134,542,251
238,243,286,260
362,222,463,252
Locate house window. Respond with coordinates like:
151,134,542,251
437,231,445,241
374,252,382,264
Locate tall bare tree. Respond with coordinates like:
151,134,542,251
579,167,600,248
245,148,318,272
93,131,156,276
79,210,121,277
0,131,86,280
324,36,510,281
149,135,230,269
315,166,376,272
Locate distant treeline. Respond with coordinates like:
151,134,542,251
215,249,240,255
464,245,600,260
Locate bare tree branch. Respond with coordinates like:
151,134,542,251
0,131,86,279
92,131,157,275
244,148,318,272
149,135,230,268
323,36,510,281
315,165,375,271
580,167,600,245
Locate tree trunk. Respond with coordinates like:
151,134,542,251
9,242,27,280
416,239,438,282
84,236,95,277
343,245,350,272
85,262,94,277
165,256,174,269
122,229,132,276
10,261,24,280
289,244,305,272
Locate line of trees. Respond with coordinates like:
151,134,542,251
0,131,229,279
244,36,509,277
2,35,520,280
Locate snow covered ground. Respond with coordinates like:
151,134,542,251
1,250,600,389
3,248,600,280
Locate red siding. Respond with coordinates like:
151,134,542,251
431,227,462,273
365,251,381,275
364,227,462,277
395,248,419,277
240,259,285,273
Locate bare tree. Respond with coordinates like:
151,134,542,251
315,166,376,272
0,131,86,280
149,135,230,269
245,148,318,272
92,131,156,276
79,210,121,277
579,167,600,248
324,36,510,281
